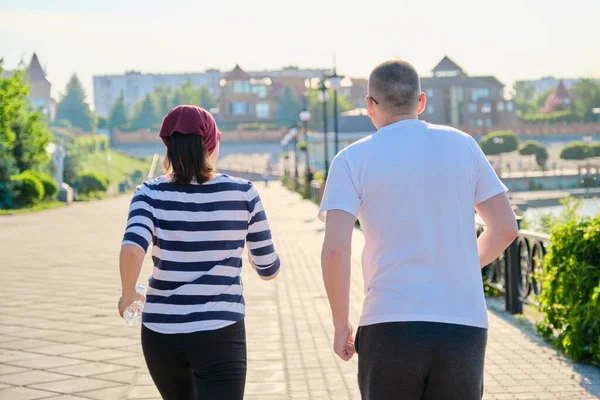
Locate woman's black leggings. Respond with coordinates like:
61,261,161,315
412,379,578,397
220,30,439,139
141,320,247,400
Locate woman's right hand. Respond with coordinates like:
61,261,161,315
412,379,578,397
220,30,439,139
118,291,146,318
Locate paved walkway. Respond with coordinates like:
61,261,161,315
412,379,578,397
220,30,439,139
0,184,598,400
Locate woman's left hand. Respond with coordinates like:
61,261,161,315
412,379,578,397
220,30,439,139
118,291,146,318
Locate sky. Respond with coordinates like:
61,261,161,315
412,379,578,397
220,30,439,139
1,0,599,108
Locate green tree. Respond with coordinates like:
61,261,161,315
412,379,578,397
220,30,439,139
152,86,172,116
307,90,354,131
276,87,302,124
131,94,158,130
55,74,94,131
0,62,52,208
198,87,216,110
534,88,553,111
108,93,128,131
512,81,537,117
479,131,519,156
11,112,52,172
171,93,183,109
0,64,26,194
560,142,595,160
571,79,600,123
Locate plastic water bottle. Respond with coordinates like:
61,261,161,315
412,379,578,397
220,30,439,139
123,284,147,326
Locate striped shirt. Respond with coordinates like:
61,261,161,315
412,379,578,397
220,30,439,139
122,174,280,334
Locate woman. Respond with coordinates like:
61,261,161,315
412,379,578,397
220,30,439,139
118,105,280,399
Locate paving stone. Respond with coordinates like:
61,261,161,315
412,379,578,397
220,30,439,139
0,386,51,400
6,355,85,370
128,384,161,399
48,362,131,377
0,364,27,376
0,370,72,386
77,385,129,400
30,377,121,394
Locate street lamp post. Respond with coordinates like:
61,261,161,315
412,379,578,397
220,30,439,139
290,127,299,186
318,78,330,179
326,69,344,155
299,108,312,182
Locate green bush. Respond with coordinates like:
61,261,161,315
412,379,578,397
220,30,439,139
75,136,109,152
10,171,44,206
523,110,580,124
592,143,600,157
560,142,595,160
518,140,549,168
537,214,600,363
74,171,109,195
29,171,58,199
479,131,519,156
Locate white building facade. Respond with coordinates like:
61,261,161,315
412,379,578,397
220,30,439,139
93,70,222,117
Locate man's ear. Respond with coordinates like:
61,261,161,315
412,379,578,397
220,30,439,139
416,92,426,115
366,96,374,118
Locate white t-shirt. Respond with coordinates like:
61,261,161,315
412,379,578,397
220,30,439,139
319,119,507,329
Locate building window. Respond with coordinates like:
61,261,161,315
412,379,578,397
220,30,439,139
255,103,270,119
476,119,484,127
232,81,251,94
481,103,492,113
468,119,476,126
427,105,435,114
497,101,505,112
252,85,268,98
231,102,249,115
468,103,478,113
506,101,514,112
485,119,493,127
471,88,490,101
426,89,434,97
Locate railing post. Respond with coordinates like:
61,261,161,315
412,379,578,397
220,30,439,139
505,217,523,314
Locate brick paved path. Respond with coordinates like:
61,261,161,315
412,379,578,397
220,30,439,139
0,184,598,400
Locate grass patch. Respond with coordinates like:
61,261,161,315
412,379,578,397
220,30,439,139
79,150,153,185
76,192,108,201
0,201,65,216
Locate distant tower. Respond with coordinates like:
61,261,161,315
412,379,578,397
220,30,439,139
25,53,52,120
541,80,574,114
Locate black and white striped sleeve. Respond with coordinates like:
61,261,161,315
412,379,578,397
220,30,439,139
246,183,280,277
122,185,155,252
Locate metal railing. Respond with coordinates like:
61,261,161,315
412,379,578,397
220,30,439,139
476,218,550,313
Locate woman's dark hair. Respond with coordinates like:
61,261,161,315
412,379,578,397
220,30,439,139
163,132,214,184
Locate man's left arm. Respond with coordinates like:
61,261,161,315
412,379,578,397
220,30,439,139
322,209,356,361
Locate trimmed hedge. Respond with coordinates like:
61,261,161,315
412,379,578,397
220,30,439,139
519,140,549,168
10,171,44,206
74,171,110,195
29,171,59,200
479,131,519,156
560,142,595,160
537,214,600,363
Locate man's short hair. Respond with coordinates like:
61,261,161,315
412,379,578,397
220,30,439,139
368,61,421,114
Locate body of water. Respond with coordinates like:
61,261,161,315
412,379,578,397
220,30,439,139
524,198,600,220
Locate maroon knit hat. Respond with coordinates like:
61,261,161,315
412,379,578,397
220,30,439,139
159,105,220,153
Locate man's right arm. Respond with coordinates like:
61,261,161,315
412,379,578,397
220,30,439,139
475,192,518,268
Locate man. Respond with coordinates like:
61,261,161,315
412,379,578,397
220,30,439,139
319,61,518,400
